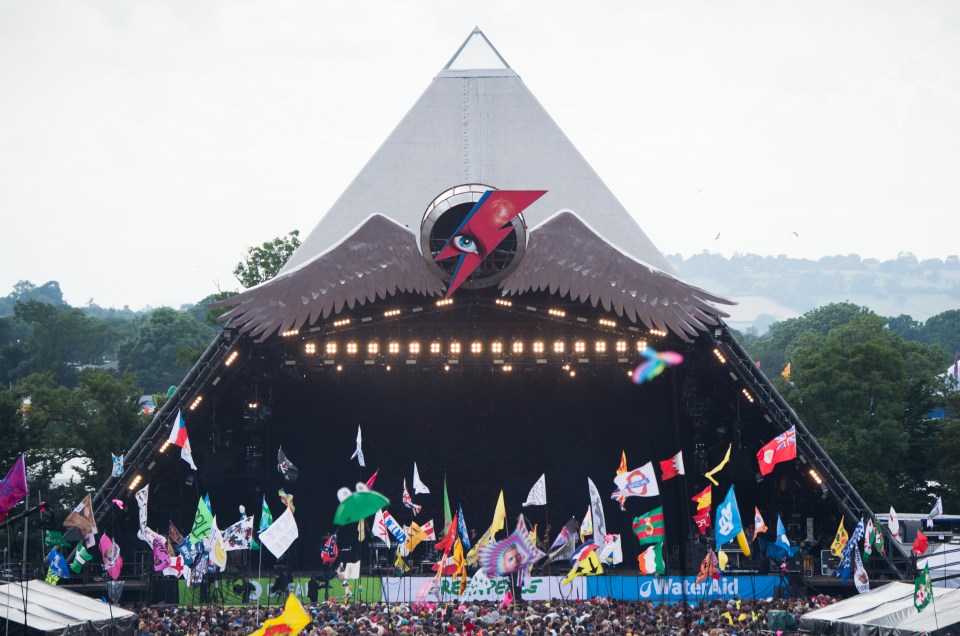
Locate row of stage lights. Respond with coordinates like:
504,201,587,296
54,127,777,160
302,338,649,358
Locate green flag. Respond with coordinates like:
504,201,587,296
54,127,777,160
914,563,933,612
443,476,452,532
44,530,70,549
259,495,274,533
189,495,214,543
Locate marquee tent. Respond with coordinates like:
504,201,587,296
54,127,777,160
0,580,136,635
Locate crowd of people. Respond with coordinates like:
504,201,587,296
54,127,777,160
130,594,837,635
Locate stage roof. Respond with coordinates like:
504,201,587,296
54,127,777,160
0,580,136,635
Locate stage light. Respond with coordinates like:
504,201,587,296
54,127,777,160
626,370,632,377
436,299,454,307
450,341,461,355
189,395,203,411
649,328,667,338
367,342,379,355
388,341,400,354
574,341,586,354
553,340,565,353
533,341,544,354
224,351,239,366
562,364,570,371
808,468,823,486
346,342,358,354
247,402,259,409
304,343,317,355
127,474,143,491
713,348,727,364
444,364,450,371
615,340,628,353
430,341,442,354
491,341,503,354
336,365,343,372
512,341,524,354
637,340,648,352
325,342,337,355
495,298,513,307
741,388,755,403
569,370,576,377
598,318,616,327
385,365,392,371
595,340,607,353
384,309,401,317
409,342,420,355
471,341,482,354
280,329,300,338
502,364,513,372
159,440,171,453
332,318,351,327
548,308,566,317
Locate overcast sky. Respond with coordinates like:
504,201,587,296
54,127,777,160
2,1,958,310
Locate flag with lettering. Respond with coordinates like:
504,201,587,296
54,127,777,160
189,496,213,543
372,510,391,547
260,507,299,559
693,508,711,535
611,462,660,500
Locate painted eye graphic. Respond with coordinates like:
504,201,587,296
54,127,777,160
452,234,480,254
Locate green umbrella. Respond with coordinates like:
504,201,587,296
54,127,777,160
333,487,390,526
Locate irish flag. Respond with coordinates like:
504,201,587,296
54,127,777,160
638,543,664,575
633,506,665,545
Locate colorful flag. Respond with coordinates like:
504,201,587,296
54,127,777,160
63,494,97,547
372,510,391,547
365,469,379,489
147,529,170,572
571,540,600,563
831,518,848,557
47,549,70,580
704,444,731,486
781,363,791,383
250,593,311,636
418,519,435,540
659,451,685,481
692,484,712,510
111,453,124,478
223,516,253,551
853,545,869,594
492,490,507,534
0,455,28,523
914,564,933,612
562,550,603,585
69,546,92,575
404,522,428,553
633,506,665,544
443,476,452,530
163,555,187,579
587,478,608,539
457,505,470,549
381,510,407,544
434,515,459,554
888,506,901,541
600,534,623,566
277,448,299,483
756,427,797,476
580,506,593,541
260,507,298,559
927,497,943,528
477,516,545,576
278,489,295,514
259,495,274,533
612,462,660,500
637,543,664,575
453,538,467,595
401,479,421,515
714,485,743,549
693,508,711,535
99,534,123,580
350,426,365,467
412,463,430,494
44,530,70,549
614,451,629,511
695,549,719,583
168,410,197,470
753,507,768,541
835,518,864,583
863,518,876,562
523,474,547,507
913,530,929,556
189,496,213,543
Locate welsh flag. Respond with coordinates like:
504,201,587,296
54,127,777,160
637,543,664,575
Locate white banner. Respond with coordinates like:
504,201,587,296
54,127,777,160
379,574,586,602
259,507,298,558
135,484,149,540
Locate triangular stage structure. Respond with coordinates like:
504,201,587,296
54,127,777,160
91,29,910,588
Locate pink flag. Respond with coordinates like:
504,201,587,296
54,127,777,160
501,589,514,608
0,455,28,523
99,534,123,580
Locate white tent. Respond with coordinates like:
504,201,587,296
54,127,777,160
0,580,136,635
800,582,960,635
921,543,960,588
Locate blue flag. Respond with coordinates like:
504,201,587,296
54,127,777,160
111,454,123,478
47,549,70,579
762,516,800,560
458,504,471,550
835,518,864,583
714,485,743,548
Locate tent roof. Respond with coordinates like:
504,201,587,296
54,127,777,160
0,580,136,635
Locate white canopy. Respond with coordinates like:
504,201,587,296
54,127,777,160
0,579,136,635
921,543,960,588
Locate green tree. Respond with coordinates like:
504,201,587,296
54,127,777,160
922,309,960,360
117,308,215,393
233,230,301,288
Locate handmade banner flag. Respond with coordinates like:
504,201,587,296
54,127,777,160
888,507,901,541
111,453,124,478
714,485,743,549
147,529,171,572
206,520,228,571
135,484,150,540
250,593,311,636
404,522,428,553
853,545,869,594
927,497,943,528
381,510,407,545
753,507,768,541
99,534,123,580
169,521,185,549
278,489,295,514
372,510,391,547
704,444,731,486
457,505,470,549
477,516,545,576
492,490,507,534
692,484,712,510
913,530,928,556
549,518,578,552
223,516,253,551
692,508,711,535
637,543,664,575
914,564,933,613
394,549,410,573
69,546,92,574
47,549,70,581
350,426,365,467
695,549,719,584
523,474,547,507
600,534,623,566
587,478,608,539
0,455,27,523
835,518,864,583
830,518,848,557
611,462,660,500
756,427,797,476
453,538,467,595
277,448,299,484
659,452,685,481
44,530,71,549
412,463,430,494
633,506,665,545
614,451,629,511
168,410,197,470
260,507,299,559
562,550,603,585
163,556,187,579
570,539,600,564
189,496,213,543
401,479,422,516
365,469,379,489
580,506,593,541
421,519,436,541
63,494,98,548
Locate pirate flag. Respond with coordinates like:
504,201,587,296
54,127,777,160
277,448,299,484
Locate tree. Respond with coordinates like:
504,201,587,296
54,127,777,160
922,309,960,360
117,308,215,393
233,230,301,288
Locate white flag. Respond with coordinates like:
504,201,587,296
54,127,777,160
342,560,361,580
135,484,150,541
421,519,436,541
259,507,299,558
206,517,228,571
611,461,660,500
587,478,607,539
888,506,901,540
853,545,870,593
413,462,430,494
928,497,943,528
522,474,547,507
350,426,365,467
372,510,391,547
600,534,623,565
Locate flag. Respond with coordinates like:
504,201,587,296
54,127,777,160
457,505,470,549
704,444,731,486
695,549,719,584
260,507,299,559
888,506,901,541
277,448,299,483
365,469,379,489
135,484,150,540
637,543,665,575
659,451,685,481
927,497,943,528
69,546,92,574
692,484,711,510
913,530,928,556
250,593,311,636
443,476,452,531
404,522,428,553
47,549,70,580
381,510,407,544
863,518,876,562
830,518,848,557
550,518,578,552
587,478,607,539
453,538,467,595
401,479,421,515
600,534,623,566
632,506,665,545
614,451,628,511
168,410,197,470
146,529,170,572
278,489,295,514
111,453,124,478
259,495,274,535
523,474,547,507
693,508,711,535
580,506,593,541
341,560,361,580
753,507,768,541
394,549,410,573
44,530,70,549
63,494,98,548
163,556,187,579
434,515,459,554
477,516,545,576
99,534,123,580
0,455,28,523
611,462,660,500
372,510,391,547
781,363,791,382
350,426,365,467
714,485,743,549
223,516,253,551
545,531,577,565
835,518,864,583
562,550,603,585
570,540,601,563
762,516,797,560
420,519,436,540
756,427,797,476
492,490,506,534
189,496,213,543
853,545,869,594
320,532,338,564
412,463,430,494
914,564,933,613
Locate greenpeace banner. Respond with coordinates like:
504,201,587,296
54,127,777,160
586,575,778,602
380,575,586,603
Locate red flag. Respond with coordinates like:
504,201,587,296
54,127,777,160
756,426,797,476
434,514,458,554
692,508,711,535
0,455,28,523
365,470,379,489
659,451,685,481
913,530,928,556
691,485,712,511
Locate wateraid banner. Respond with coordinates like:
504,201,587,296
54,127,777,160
381,575,586,603
587,576,778,602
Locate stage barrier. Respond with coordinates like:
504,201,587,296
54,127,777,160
586,575,780,602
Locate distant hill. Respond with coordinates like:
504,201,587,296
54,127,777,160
667,252,960,333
